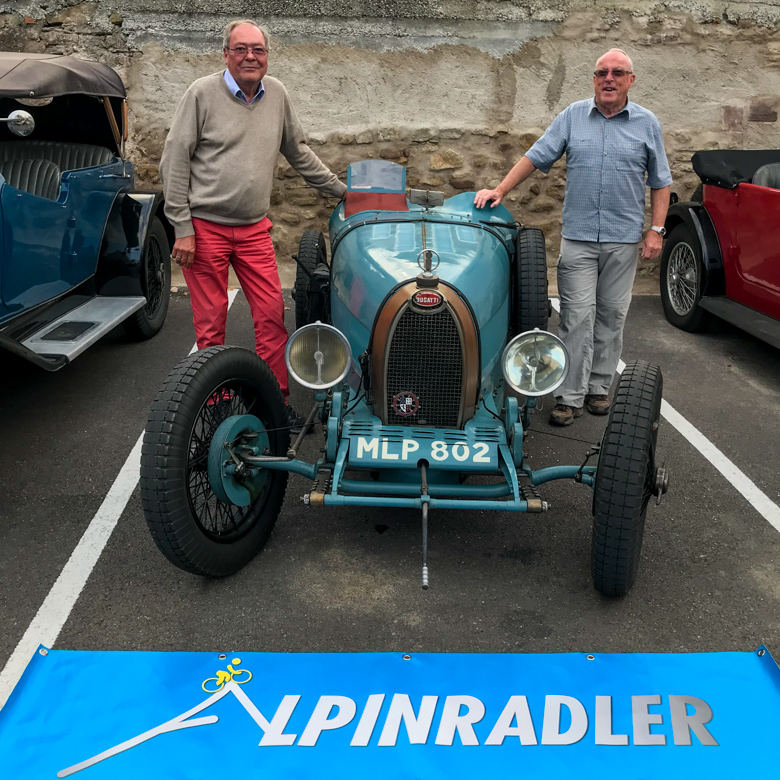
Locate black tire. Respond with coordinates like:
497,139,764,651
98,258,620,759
513,227,549,334
141,346,290,577
591,360,663,597
294,229,328,330
660,223,710,332
125,216,171,340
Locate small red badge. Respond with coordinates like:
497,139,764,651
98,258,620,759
392,391,420,417
412,290,442,308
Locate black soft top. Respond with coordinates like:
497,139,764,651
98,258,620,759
0,52,125,99
693,149,780,189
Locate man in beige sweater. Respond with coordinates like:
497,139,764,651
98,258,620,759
160,19,346,432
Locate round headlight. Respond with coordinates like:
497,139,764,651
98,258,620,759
285,322,352,390
502,329,568,397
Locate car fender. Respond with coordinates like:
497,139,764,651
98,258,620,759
664,201,725,297
95,191,174,296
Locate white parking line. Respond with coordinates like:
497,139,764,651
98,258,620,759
0,290,240,710
549,297,780,533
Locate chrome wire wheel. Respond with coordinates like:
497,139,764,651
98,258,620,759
143,232,165,317
666,241,697,316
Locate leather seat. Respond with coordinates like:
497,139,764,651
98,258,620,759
0,158,61,200
0,140,114,171
753,163,780,189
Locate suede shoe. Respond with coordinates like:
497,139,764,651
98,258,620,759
549,403,584,427
585,394,610,415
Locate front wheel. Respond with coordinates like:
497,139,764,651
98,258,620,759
591,360,663,597
141,346,290,577
660,224,710,332
125,216,171,340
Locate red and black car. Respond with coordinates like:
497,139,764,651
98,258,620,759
661,150,780,349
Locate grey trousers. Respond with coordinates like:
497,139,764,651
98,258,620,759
555,238,640,407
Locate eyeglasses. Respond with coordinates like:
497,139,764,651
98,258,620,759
594,68,632,78
226,46,268,57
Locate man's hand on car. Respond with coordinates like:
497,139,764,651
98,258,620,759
172,235,196,268
473,188,504,209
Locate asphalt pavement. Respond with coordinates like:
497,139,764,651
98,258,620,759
1,289,779,695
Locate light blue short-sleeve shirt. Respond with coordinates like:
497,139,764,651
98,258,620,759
525,98,672,243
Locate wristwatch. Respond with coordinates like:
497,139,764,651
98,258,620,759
650,225,667,237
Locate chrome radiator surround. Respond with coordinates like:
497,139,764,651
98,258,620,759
370,280,479,428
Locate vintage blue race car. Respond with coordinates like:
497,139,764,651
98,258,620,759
0,52,172,370
141,160,667,597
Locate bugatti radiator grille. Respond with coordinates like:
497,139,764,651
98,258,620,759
386,307,463,427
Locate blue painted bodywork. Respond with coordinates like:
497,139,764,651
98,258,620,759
230,169,594,512
0,158,132,319
329,192,517,398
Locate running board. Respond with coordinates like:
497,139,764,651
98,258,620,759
22,296,145,361
699,296,780,350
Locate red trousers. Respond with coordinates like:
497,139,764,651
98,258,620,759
183,217,289,397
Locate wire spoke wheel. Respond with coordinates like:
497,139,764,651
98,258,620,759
667,242,697,316
125,216,171,340
143,232,165,316
186,381,268,541
660,223,710,333
141,347,290,577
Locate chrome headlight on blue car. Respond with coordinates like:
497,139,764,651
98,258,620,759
502,329,568,397
285,322,352,390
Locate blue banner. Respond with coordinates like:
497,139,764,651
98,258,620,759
1,647,779,778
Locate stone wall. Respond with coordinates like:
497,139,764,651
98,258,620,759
2,2,780,277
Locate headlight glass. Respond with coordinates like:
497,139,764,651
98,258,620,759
502,330,568,397
285,323,352,390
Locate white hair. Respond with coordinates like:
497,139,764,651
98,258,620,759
222,19,269,51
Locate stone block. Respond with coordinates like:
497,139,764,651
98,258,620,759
335,133,355,145
380,146,409,162
449,174,475,190
722,106,744,131
519,132,541,150
278,211,301,226
419,174,444,187
284,189,320,206
45,2,97,27
412,128,438,143
440,128,464,139
748,98,778,123
109,12,122,25
355,130,373,144
430,149,464,170
378,128,400,141
472,127,498,137
528,196,557,214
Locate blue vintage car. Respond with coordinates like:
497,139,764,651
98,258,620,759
141,160,667,597
0,52,171,370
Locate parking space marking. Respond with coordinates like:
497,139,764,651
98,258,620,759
0,290,239,710
550,297,780,533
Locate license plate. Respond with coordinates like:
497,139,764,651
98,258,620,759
348,435,499,471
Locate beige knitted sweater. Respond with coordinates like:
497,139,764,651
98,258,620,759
160,73,346,238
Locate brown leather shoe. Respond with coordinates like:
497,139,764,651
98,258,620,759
549,403,584,426
585,394,610,415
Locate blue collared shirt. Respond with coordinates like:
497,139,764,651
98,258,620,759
525,98,672,243
223,69,265,104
